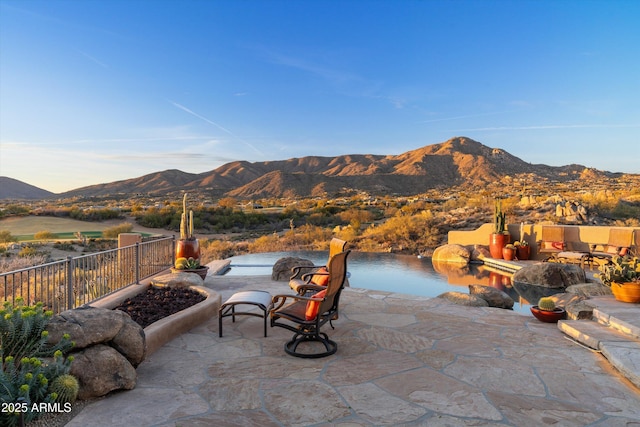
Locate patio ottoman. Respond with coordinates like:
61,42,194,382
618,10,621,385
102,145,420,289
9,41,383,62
219,290,273,337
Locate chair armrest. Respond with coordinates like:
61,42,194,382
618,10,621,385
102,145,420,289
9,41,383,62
290,265,324,281
271,293,325,311
289,279,325,296
301,270,328,282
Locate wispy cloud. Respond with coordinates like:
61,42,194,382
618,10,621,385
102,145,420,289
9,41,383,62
169,101,263,155
448,124,640,132
77,49,108,68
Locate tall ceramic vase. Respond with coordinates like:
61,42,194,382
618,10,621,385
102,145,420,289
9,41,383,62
489,233,510,259
176,238,200,260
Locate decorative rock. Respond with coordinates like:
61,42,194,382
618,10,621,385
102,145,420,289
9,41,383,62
111,316,146,367
469,284,514,309
566,283,612,297
544,292,585,308
151,272,204,288
46,306,146,399
71,344,137,400
47,307,136,349
513,263,585,290
432,244,470,265
437,291,489,307
565,301,595,320
470,245,491,261
272,257,315,281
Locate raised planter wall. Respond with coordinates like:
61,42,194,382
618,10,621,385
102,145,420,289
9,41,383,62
90,276,221,356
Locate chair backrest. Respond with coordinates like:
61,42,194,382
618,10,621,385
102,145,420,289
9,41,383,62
319,250,350,315
541,225,564,242
328,238,348,261
607,228,634,248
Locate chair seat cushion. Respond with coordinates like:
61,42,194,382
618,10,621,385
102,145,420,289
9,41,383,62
305,289,326,320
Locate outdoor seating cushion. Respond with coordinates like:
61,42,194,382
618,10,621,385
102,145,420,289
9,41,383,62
541,241,565,250
305,289,327,320
311,267,329,286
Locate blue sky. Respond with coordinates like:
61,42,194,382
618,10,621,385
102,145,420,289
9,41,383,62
1,0,639,194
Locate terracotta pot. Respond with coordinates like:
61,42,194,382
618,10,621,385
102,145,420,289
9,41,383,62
610,282,640,303
516,246,530,260
489,233,510,259
530,306,566,323
176,238,200,260
502,247,516,261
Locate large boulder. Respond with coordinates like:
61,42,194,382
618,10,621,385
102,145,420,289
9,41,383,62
437,291,489,307
71,345,137,400
512,263,586,290
47,307,143,353
272,257,315,281
432,244,471,265
469,284,514,309
47,306,145,399
151,272,204,288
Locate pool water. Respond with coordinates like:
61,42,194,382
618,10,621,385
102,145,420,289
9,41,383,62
224,251,531,314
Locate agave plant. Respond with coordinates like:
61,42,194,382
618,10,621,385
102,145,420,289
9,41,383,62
596,255,640,287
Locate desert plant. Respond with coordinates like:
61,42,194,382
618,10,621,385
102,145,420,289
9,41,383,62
49,373,79,403
494,198,507,234
180,193,195,240
596,256,640,287
537,297,556,311
174,257,200,269
0,298,74,365
102,222,134,239
0,299,75,426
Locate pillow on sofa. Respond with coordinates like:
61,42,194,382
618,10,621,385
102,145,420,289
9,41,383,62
305,289,327,320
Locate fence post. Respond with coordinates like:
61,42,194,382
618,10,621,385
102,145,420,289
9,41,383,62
172,235,176,265
135,242,140,284
66,256,74,311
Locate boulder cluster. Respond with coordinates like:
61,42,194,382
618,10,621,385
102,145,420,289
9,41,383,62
432,243,610,312
46,307,145,400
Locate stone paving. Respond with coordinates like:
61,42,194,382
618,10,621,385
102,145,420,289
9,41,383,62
66,276,640,426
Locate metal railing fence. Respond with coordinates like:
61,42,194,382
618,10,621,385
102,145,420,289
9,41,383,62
1,236,175,314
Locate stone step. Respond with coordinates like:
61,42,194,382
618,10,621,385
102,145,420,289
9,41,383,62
592,307,640,340
558,317,640,390
558,320,634,350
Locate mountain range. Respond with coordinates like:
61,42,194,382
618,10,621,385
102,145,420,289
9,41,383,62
0,137,623,200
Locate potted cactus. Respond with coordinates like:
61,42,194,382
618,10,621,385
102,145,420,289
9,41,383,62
176,193,200,260
171,256,209,279
489,198,510,259
530,296,565,322
502,244,517,261
596,255,640,303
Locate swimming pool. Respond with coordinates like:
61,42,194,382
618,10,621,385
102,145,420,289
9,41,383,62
224,251,531,314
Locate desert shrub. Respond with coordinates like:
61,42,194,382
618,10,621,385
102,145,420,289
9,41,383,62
0,255,49,274
248,234,286,253
52,242,75,251
0,230,17,243
361,212,441,253
0,298,75,426
18,246,39,257
200,239,237,260
33,230,56,241
102,223,134,238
